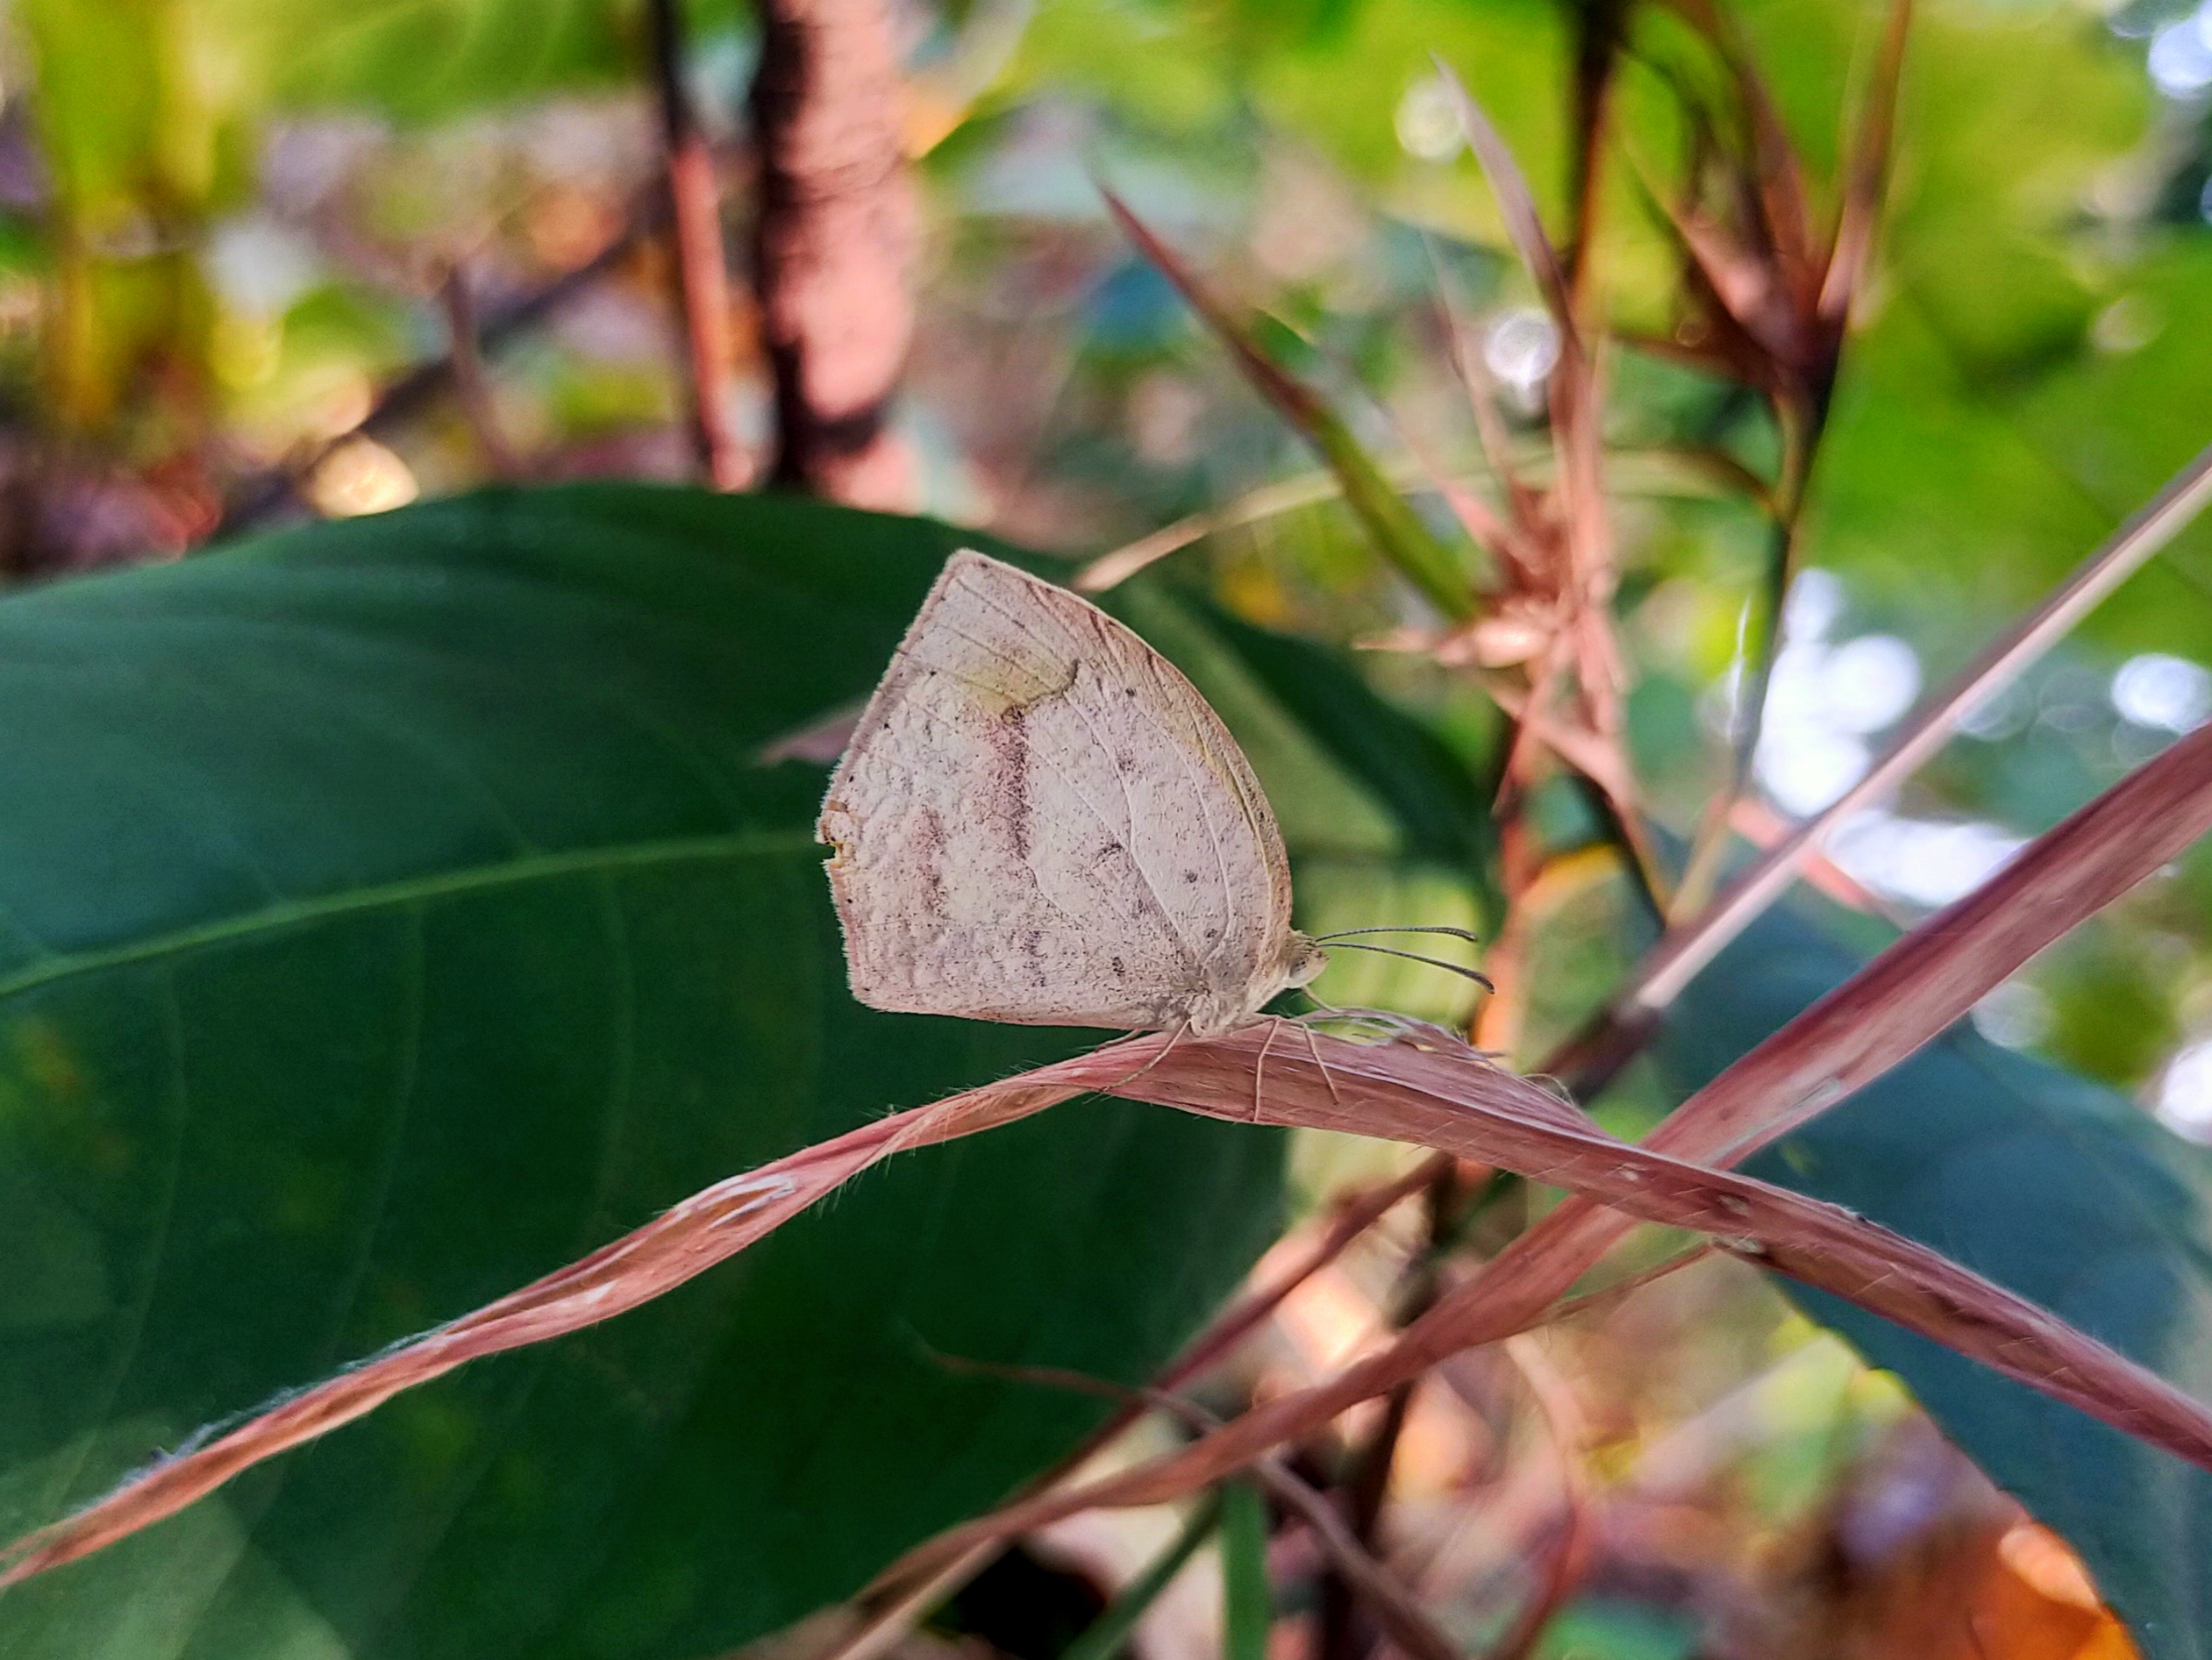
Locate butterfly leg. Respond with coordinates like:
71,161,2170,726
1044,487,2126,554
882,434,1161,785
1292,1015,1343,1108
1300,1004,1474,1054
1250,1017,1281,1124
1095,1022,1190,1101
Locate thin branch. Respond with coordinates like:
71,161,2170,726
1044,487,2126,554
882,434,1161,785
1155,1158,1447,1393
954,1359,1463,1660
1426,235,1540,537
438,266,525,480
1259,1452,1449,1660
1622,434,2212,1017
1077,473,1354,593
817,1541,1005,1660
751,0,919,506
1540,1243,1716,1326
649,0,746,489
1432,60,1574,334
1482,1336,1594,1660
1431,58,1663,915
851,1153,1448,1623
218,192,666,537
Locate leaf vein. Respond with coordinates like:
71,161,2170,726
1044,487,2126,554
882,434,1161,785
0,831,819,1005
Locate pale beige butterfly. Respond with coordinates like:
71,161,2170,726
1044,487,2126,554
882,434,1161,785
817,549,1329,1037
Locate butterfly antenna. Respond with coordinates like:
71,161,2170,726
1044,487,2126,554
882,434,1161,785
1323,941,1495,989
1314,925,1488,945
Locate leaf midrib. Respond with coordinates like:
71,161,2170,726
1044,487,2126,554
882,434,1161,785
0,830,822,1003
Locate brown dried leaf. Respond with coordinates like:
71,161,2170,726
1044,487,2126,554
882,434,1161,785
881,1014,2212,1572
1662,0,1821,304
1431,59,1575,332
1115,1027,2212,1471
17,975,2212,1585
1821,0,1913,324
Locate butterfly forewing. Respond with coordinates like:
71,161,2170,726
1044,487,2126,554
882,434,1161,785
818,551,1299,1033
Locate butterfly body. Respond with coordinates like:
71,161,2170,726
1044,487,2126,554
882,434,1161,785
818,550,1325,1035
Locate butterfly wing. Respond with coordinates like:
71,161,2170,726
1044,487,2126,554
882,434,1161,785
817,551,1298,1032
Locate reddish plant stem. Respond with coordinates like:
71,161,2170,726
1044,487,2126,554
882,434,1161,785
882,1020,2212,1570
941,1357,1470,1660
1483,1336,1595,1660
1316,1165,1459,1660
22,981,2211,1588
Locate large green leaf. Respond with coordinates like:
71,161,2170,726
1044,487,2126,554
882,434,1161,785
1661,905,2212,1660
236,0,646,122
0,485,1292,1660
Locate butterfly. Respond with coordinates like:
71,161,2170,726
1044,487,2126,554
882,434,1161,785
817,550,1329,1037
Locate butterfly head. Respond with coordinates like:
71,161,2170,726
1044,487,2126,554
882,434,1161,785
1280,931,1329,992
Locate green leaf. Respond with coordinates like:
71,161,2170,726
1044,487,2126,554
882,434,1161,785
0,484,1286,1659
1219,1479,1271,1660
226,0,750,124
1061,1492,1223,1660
1660,902,2212,1660
246,0,634,121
